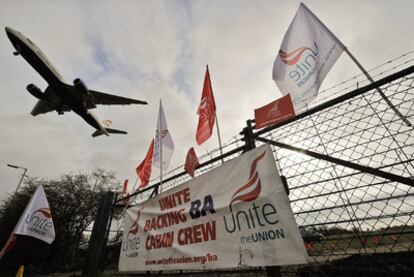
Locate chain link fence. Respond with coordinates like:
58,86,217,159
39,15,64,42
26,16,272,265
112,65,414,276
257,67,414,275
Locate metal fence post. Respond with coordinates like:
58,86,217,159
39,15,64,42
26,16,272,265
83,191,115,276
242,120,281,277
241,119,256,152
112,66,414,276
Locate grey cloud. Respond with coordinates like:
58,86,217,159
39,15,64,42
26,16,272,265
1,0,413,201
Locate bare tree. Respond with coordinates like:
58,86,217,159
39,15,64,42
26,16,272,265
0,169,119,275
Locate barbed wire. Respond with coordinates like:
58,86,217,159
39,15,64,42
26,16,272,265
317,50,414,102
132,50,414,197
112,55,414,273
151,135,243,178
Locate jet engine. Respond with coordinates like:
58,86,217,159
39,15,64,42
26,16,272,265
26,84,45,100
73,78,89,96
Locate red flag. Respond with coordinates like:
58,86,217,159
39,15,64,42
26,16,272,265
184,147,200,177
122,179,130,205
122,179,129,195
254,94,295,129
136,139,154,189
0,234,17,259
196,66,216,145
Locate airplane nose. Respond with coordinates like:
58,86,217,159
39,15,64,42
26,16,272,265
5,26,18,41
5,26,16,37
5,26,18,36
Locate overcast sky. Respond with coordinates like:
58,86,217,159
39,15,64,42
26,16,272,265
1,0,413,201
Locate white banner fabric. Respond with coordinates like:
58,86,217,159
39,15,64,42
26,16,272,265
14,185,55,244
119,145,308,271
272,3,344,111
152,100,174,171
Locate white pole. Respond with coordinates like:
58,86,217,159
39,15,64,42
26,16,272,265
344,48,411,126
159,100,163,189
132,176,139,193
214,112,224,163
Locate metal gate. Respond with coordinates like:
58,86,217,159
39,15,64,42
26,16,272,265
86,65,414,276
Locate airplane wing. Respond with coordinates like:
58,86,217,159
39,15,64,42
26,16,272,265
31,100,70,116
90,90,147,105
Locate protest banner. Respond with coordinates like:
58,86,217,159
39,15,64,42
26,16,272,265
119,144,308,271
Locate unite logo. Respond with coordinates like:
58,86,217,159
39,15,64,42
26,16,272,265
123,207,143,257
267,102,282,118
198,97,214,122
279,42,318,65
156,129,169,139
128,207,144,237
229,150,266,211
24,207,54,234
223,149,279,233
33,208,52,218
279,42,319,88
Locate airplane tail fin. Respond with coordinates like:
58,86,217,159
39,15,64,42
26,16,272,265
92,128,128,137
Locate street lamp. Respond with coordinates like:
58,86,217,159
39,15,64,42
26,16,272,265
7,163,28,193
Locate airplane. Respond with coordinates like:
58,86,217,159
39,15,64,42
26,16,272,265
5,26,147,137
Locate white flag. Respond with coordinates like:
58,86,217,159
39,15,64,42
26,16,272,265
0,186,55,259
272,3,344,111
14,185,55,243
152,100,174,171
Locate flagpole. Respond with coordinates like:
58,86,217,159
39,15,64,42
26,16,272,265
214,112,224,163
278,3,411,127
344,48,411,126
132,176,139,193
0,233,15,259
159,100,163,192
206,65,224,163
129,176,139,206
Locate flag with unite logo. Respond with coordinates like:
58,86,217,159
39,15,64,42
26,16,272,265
14,185,55,243
196,66,216,145
152,100,174,171
0,185,55,259
272,3,344,111
254,94,296,129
